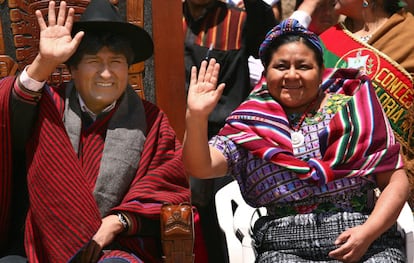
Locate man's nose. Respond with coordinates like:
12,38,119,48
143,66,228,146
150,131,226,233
99,64,112,78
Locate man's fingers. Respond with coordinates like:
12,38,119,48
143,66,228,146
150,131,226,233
47,1,57,26
70,31,85,53
36,10,47,30
64,7,75,30
56,1,67,26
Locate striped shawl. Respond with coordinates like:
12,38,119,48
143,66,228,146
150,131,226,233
219,68,403,185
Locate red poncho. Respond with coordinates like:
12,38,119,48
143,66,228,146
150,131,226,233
0,77,190,262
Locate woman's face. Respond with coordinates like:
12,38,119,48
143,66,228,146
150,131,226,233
265,41,323,112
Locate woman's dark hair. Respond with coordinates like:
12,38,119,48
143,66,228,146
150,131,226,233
261,34,324,70
66,32,135,68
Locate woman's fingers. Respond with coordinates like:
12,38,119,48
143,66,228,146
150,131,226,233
190,58,221,92
197,60,208,84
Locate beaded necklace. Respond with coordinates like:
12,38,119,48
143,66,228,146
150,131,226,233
288,91,322,147
359,35,372,42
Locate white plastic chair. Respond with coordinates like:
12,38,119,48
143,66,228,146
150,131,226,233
215,181,414,263
215,181,264,263
397,202,414,263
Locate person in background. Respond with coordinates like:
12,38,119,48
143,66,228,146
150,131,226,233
183,0,276,261
223,0,282,87
183,19,409,262
294,0,340,35
317,0,414,208
226,0,282,19
0,1,189,262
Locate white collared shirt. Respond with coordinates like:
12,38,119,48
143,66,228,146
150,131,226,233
78,95,116,121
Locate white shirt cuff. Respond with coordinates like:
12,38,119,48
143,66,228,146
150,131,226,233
19,67,46,92
263,0,280,5
290,10,312,29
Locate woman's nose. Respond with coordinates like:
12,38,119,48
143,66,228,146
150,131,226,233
286,66,298,78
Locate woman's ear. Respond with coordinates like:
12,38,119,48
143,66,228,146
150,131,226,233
319,65,325,83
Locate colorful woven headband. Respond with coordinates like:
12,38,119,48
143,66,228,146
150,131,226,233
259,19,322,65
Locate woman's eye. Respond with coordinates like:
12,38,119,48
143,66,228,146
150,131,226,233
275,65,287,70
299,63,312,70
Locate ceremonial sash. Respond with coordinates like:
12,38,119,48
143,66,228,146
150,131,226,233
320,24,414,153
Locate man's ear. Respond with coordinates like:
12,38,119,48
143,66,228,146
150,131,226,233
68,65,77,79
67,65,74,75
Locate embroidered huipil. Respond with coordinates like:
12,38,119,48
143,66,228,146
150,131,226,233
210,94,376,217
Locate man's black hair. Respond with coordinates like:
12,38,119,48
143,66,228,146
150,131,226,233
66,32,135,68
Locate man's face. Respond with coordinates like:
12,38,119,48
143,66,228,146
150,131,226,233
71,46,129,114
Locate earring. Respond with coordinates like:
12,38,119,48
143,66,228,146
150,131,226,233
362,0,369,7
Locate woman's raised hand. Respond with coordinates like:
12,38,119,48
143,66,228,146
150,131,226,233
187,58,225,119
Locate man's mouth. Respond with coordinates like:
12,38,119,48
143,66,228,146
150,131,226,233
97,82,113,87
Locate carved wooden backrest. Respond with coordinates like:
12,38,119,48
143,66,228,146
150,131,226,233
0,0,146,99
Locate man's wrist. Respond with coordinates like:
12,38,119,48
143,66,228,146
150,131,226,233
19,66,46,92
117,212,129,233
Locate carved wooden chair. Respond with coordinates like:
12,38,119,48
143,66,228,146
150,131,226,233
0,0,192,262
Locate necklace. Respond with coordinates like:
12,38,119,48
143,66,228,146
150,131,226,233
288,92,322,147
359,34,372,42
